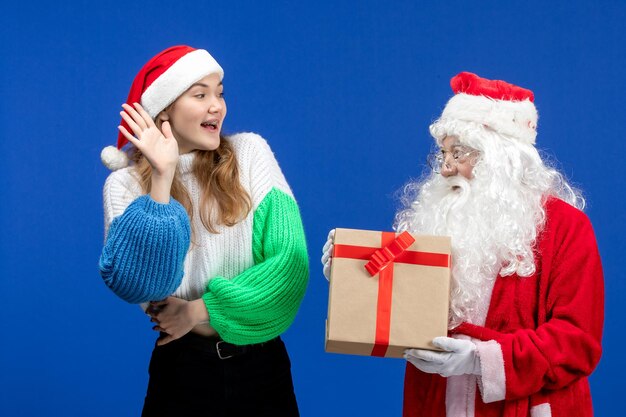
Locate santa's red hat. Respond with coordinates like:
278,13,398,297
430,72,538,145
101,45,224,170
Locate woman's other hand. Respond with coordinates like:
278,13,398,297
147,297,210,346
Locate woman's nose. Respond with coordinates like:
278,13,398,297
209,97,223,113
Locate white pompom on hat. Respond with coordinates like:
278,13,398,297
100,145,129,171
101,45,224,171
430,72,538,145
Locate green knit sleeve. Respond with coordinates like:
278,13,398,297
202,187,309,345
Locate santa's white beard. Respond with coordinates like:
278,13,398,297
394,170,544,328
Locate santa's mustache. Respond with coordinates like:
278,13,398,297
434,176,472,219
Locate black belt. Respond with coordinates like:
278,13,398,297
162,332,280,360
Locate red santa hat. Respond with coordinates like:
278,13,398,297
431,72,538,145
101,45,224,170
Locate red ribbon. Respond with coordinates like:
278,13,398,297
333,231,450,357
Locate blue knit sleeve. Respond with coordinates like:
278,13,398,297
99,195,191,303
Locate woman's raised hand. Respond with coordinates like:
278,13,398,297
118,103,179,178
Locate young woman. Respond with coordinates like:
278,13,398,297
99,45,309,417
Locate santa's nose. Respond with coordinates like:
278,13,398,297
440,160,457,177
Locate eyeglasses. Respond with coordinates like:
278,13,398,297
427,146,478,173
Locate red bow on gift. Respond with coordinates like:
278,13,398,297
365,231,416,276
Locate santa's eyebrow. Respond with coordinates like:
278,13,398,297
440,143,463,151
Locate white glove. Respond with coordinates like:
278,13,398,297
404,336,481,377
321,229,335,281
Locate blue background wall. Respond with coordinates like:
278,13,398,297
1,1,624,415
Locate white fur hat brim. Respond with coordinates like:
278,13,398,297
436,93,538,145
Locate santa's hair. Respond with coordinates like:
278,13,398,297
436,118,583,205
394,119,584,326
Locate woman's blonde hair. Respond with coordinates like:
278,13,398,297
131,134,251,235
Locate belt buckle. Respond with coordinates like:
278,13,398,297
216,340,234,360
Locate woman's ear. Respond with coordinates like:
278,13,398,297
157,110,170,122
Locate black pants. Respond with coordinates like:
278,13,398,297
141,333,299,417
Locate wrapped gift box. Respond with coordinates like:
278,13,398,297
325,228,451,358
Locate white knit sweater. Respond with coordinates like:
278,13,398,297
102,132,293,301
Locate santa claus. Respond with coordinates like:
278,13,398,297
322,72,604,417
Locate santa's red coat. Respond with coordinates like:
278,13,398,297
403,198,604,417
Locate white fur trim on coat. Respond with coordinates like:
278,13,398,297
530,403,552,417
446,374,477,417
475,339,506,403
438,93,538,144
141,49,224,118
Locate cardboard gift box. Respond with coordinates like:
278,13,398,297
325,228,451,358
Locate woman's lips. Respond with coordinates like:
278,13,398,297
201,121,219,131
